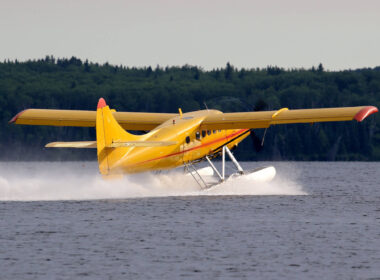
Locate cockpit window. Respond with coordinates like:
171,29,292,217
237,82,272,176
202,130,206,138
185,136,190,144
196,131,200,140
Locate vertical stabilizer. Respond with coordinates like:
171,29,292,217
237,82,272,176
96,98,140,175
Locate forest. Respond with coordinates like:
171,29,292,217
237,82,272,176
0,56,379,161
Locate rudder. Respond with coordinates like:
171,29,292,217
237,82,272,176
96,98,141,175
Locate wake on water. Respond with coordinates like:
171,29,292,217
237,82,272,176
0,162,306,201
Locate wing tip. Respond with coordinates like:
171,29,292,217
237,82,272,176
9,109,29,124
354,106,378,122
97,98,107,109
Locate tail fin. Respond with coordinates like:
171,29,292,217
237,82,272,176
96,98,140,175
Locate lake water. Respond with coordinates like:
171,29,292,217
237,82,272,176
0,161,379,279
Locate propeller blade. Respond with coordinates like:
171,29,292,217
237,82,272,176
250,100,268,153
250,130,263,152
253,99,268,112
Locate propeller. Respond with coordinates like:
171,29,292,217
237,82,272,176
203,96,268,152
250,130,264,152
250,99,268,152
253,99,267,112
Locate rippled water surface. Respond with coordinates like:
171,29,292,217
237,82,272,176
0,161,379,279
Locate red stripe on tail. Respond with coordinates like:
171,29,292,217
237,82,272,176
97,98,107,109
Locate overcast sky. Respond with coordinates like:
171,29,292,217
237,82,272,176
1,0,379,70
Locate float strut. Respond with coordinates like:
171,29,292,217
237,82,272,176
224,146,244,174
206,156,223,181
222,146,226,180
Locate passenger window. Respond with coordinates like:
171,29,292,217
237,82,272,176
218,129,221,133
185,136,190,144
207,130,211,135
213,130,216,134
202,130,206,138
196,131,200,140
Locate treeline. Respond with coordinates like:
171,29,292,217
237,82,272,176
0,56,379,161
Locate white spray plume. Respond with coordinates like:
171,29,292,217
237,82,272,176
0,162,306,201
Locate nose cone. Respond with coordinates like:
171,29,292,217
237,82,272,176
97,98,107,109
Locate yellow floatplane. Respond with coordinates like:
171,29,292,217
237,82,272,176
10,98,378,188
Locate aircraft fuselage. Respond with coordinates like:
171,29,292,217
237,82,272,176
105,110,250,174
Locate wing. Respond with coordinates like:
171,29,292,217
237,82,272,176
200,106,378,130
9,109,176,130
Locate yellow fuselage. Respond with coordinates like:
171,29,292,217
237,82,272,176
105,110,250,174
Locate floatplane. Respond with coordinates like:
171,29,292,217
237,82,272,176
10,98,378,189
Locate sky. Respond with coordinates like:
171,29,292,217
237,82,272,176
0,0,379,70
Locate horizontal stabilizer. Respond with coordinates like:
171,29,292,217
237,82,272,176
45,140,177,148
45,141,97,148
109,141,177,147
